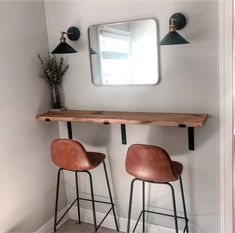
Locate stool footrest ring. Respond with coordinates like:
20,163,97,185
133,209,189,233
55,199,77,227
78,197,115,206
55,197,116,231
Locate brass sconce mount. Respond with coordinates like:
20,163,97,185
169,13,187,30
66,26,80,41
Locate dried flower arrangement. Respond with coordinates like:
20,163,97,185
37,54,69,110
37,54,69,86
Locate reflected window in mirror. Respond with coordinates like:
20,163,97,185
88,18,160,85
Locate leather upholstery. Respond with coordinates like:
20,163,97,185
51,139,105,171
125,144,183,182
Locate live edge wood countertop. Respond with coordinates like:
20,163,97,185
36,110,208,128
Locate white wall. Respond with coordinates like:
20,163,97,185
0,2,66,232
45,1,219,232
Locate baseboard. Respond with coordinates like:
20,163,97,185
34,207,69,233
69,206,181,233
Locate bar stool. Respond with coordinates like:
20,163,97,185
51,139,119,232
125,144,189,233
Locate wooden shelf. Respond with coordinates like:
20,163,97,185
36,110,208,150
36,110,207,128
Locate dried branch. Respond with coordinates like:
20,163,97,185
37,54,69,86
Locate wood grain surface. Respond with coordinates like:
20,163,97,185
36,110,208,128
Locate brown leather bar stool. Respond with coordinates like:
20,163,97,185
51,139,119,232
125,144,189,233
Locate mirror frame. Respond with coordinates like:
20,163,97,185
88,18,160,86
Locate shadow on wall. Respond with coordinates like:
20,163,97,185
147,115,216,156
71,123,111,147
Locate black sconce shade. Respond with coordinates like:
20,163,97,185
51,26,80,54
160,13,189,45
90,48,97,55
160,31,189,45
52,42,77,54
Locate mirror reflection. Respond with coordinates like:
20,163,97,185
88,18,159,85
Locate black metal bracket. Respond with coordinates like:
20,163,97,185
67,122,73,139
178,125,195,150
66,122,127,145
188,127,194,150
121,124,127,145
64,121,194,150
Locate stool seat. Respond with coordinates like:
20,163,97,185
87,151,106,168
125,144,183,182
51,139,119,232
125,144,188,233
172,161,183,180
51,139,105,171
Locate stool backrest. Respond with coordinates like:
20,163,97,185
125,144,179,182
51,139,92,171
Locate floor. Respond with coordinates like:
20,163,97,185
58,219,122,233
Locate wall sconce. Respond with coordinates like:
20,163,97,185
51,26,80,54
160,13,189,45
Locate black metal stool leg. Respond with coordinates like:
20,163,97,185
127,178,137,233
54,168,63,232
103,162,119,231
179,177,189,233
168,183,179,233
86,171,97,232
142,181,145,233
75,171,81,224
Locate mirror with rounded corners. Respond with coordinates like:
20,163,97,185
88,18,159,85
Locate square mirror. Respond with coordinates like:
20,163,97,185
88,18,160,85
